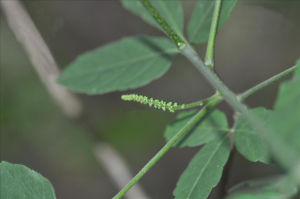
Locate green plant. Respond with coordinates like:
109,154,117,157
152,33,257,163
2,0,300,198
0,161,56,199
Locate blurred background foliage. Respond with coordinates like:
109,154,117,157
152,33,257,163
1,0,300,198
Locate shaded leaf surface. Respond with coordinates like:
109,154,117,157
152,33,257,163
234,107,271,163
260,61,300,169
271,60,300,154
174,136,231,199
234,60,300,176
164,110,229,147
188,0,237,43
0,161,56,199
226,176,298,199
58,36,178,94
122,0,184,36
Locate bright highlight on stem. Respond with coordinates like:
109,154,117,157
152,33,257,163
140,0,186,50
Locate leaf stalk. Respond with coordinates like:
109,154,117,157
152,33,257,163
205,0,222,70
116,0,300,197
238,65,297,100
113,98,222,199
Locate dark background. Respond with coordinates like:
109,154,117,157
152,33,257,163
1,0,300,198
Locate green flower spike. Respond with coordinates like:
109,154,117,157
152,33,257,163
121,94,183,112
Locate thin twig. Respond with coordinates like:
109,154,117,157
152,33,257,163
181,44,300,177
115,0,300,196
205,0,222,70
113,62,298,198
0,1,150,198
238,64,297,100
113,97,222,199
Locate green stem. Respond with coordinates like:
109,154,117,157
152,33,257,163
180,64,298,111
239,65,297,100
175,91,221,111
115,1,300,197
205,0,222,70
139,0,186,50
181,44,300,179
115,63,297,198
113,98,222,199
182,44,243,111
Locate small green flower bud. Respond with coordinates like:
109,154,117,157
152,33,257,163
121,94,182,113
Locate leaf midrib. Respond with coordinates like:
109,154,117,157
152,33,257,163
61,48,177,81
186,136,227,198
190,1,215,41
157,0,182,37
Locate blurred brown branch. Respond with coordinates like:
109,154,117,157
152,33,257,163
0,0,149,198
0,0,81,118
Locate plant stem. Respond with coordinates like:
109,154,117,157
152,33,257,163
239,65,297,100
140,0,186,50
205,0,222,70
176,64,298,111
124,64,297,113
114,63,297,198
175,92,221,111
115,1,300,197
1,0,150,198
113,97,222,199
142,0,243,118
181,44,300,181
182,44,244,110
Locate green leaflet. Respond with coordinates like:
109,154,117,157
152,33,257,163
264,59,300,175
188,0,237,43
226,176,298,199
234,107,271,164
0,161,56,199
174,136,231,199
164,110,229,147
122,0,184,37
234,59,300,179
58,36,178,94
271,59,300,154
